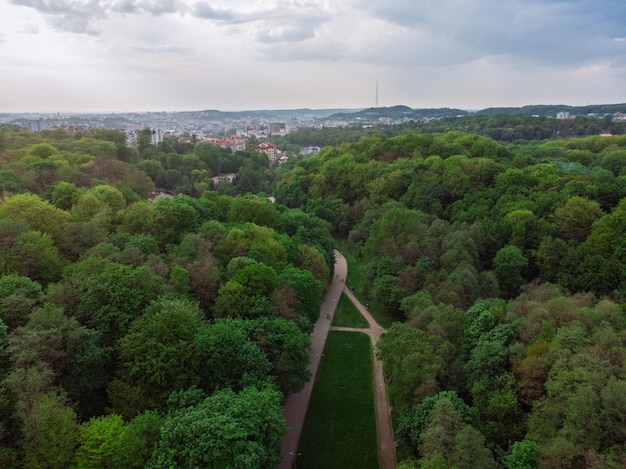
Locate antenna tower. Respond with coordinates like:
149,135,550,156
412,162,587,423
375,81,379,108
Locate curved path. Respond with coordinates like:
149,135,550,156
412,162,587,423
279,250,397,468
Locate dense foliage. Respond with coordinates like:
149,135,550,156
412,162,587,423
0,125,334,467
2,119,626,468
276,130,626,467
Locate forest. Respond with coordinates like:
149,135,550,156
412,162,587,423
275,130,626,468
0,126,334,467
0,118,625,468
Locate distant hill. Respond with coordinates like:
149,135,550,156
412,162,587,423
475,103,626,117
190,108,360,121
326,103,626,121
328,105,468,121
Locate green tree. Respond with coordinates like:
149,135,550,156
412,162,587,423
68,260,163,344
21,392,79,469
9,303,112,419
419,398,496,469
7,230,64,283
504,440,539,469
213,280,257,319
115,298,204,410
75,414,125,469
194,320,272,393
0,274,43,329
111,410,163,469
0,193,70,244
493,245,528,297
554,196,604,242
377,323,444,406
279,266,323,323
400,390,474,454
148,386,287,469
240,316,311,395
50,181,79,211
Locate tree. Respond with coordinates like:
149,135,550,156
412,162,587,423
148,386,287,469
554,196,603,242
74,414,125,469
279,266,323,323
111,410,163,469
504,440,539,469
231,263,280,299
194,320,272,393
82,263,162,341
8,303,112,419
493,245,528,298
0,274,43,330
363,206,428,264
0,193,70,245
20,392,79,469
6,230,64,284
465,323,517,385
240,316,311,395
400,390,475,454
115,298,204,410
50,181,79,210
213,280,257,319
419,398,496,469
377,323,444,406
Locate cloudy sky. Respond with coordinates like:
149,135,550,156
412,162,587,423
0,0,625,112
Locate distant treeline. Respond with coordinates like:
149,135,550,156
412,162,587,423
274,113,626,151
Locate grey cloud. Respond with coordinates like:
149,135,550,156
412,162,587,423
352,0,626,67
135,0,181,16
192,1,331,43
193,2,238,21
10,0,186,34
110,0,139,14
10,0,109,34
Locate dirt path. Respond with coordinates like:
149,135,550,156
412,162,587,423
335,287,397,469
279,250,347,469
279,250,396,469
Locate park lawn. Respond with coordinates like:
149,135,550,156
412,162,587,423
335,239,395,329
297,331,378,469
332,293,369,328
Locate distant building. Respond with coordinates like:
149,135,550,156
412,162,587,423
125,128,163,147
256,142,278,163
150,128,163,146
149,189,177,202
556,111,571,119
209,173,237,188
302,146,321,155
268,123,287,137
208,135,246,152
65,125,88,135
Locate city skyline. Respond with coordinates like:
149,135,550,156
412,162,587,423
1,0,625,113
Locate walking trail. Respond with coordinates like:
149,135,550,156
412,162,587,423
279,250,397,469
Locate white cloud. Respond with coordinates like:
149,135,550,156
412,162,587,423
0,0,625,112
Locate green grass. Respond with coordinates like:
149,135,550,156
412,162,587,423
335,239,396,329
331,293,369,328
298,331,378,469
